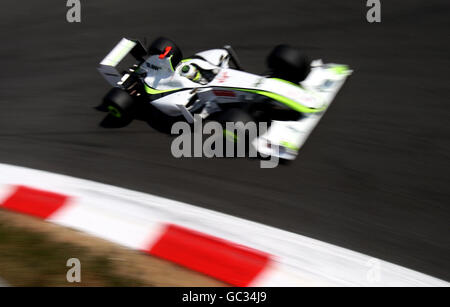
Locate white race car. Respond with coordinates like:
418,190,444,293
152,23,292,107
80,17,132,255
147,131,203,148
97,37,352,160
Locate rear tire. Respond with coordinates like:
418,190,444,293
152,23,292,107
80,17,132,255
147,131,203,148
267,44,310,83
103,88,136,119
147,37,183,68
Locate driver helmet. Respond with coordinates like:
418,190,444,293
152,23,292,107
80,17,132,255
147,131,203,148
180,64,201,81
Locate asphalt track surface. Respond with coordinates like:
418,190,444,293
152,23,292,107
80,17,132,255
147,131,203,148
1,1,449,281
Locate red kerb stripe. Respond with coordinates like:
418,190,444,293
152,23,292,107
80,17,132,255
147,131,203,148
1,186,69,219
146,224,271,286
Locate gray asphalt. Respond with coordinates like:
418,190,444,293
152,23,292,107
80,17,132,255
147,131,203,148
0,1,449,281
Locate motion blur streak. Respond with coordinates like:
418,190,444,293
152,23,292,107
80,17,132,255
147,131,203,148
0,0,449,281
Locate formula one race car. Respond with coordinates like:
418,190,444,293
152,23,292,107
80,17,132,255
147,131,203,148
97,37,351,160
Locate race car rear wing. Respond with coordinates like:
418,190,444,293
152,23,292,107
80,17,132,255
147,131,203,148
97,38,147,86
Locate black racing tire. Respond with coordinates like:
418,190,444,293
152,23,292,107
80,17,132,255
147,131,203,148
212,108,258,157
103,88,136,119
267,44,311,83
147,37,183,68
